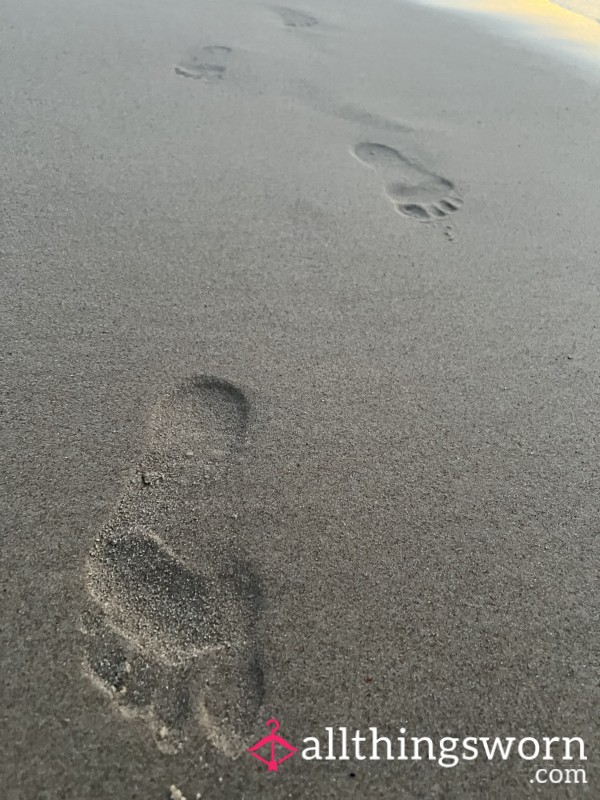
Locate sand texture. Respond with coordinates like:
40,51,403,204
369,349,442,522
1,0,599,797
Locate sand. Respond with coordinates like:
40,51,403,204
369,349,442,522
1,0,599,797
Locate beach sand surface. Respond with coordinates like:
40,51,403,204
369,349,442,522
1,0,599,797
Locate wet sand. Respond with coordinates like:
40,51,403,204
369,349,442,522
1,0,599,797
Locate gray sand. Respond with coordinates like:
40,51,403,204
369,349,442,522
1,0,599,797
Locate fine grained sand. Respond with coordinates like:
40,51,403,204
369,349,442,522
1,0,599,797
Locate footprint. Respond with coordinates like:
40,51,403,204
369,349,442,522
175,46,232,81
352,141,463,222
83,377,264,757
275,6,319,28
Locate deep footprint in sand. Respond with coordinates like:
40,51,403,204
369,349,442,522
275,6,319,28
353,141,463,221
175,46,232,81
83,377,264,756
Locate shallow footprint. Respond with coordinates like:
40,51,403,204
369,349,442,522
83,377,263,756
352,141,463,222
175,46,232,81
275,6,319,28
337,105,413,135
